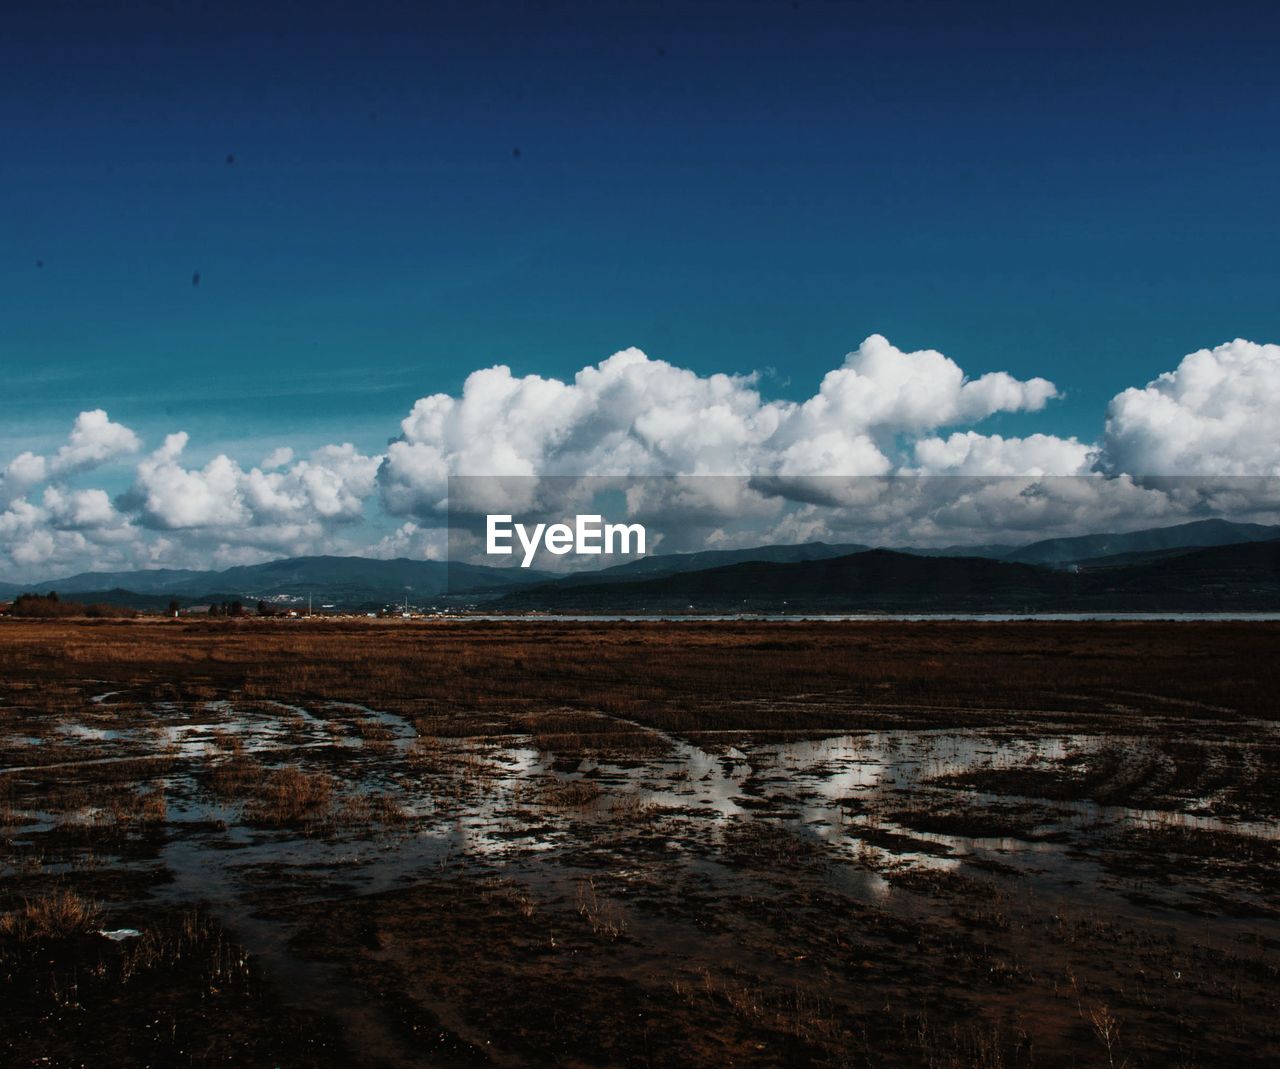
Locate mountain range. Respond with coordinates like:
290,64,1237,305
492,539,1280,613
1,518,1277,612
999,517,1280,566
0,556,554,609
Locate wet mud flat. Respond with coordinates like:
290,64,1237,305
1,619,1278,1068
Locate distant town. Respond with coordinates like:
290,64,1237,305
0,590,460,621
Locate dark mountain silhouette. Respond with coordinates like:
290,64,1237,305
1004,518,1280,567
1071,546,1209,570
492,540,1280,613
495,549,1073,612
16,556,551,608
897,543,1016,560
538,519,1277,589
1074,538,1280,606
552,541,872,585
5,520,1278,613
28,567,211,595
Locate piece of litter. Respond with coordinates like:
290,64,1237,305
98,928,142,941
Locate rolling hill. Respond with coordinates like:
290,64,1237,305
1003,518,1280,567
494,548,1074,612
492,540,1280,613
549,541,873,586
4,519,1278,613
11,556,552,609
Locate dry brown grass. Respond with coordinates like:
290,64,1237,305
0,889,101,941
336,790,411,826
0,619,1273,1069
106,787,167,826
207,751,262,798
540,779,602,808
242,766,336,826
2,620,1276,743
576,876,627,940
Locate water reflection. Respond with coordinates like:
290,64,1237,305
6,696,1278,931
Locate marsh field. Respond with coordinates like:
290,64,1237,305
1,620,1278,1069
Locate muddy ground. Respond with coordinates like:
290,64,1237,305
1,619,1278,1067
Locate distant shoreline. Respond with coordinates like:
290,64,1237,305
6,612,1280,625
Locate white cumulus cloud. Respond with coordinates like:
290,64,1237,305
1102,339,1280,475
42,486,124,531
132,434,380,533
49,409,141,477
379,335,1066,518
911,432,1094,476
3,335,1279,581
0,452,48,504
1,410,139,505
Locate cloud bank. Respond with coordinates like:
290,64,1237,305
379,335,1065,519
2,336,1279,580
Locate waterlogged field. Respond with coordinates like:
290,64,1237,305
1,620,1278,1068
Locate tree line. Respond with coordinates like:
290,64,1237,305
7,592,138,618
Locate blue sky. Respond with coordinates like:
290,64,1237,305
2,1,1279,577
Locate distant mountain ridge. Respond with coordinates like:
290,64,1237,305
494,539,1280,613
3,556,554,609
550,541,873,586
3,519,1278,611
1002,518,1280,566
498,549,1070,613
